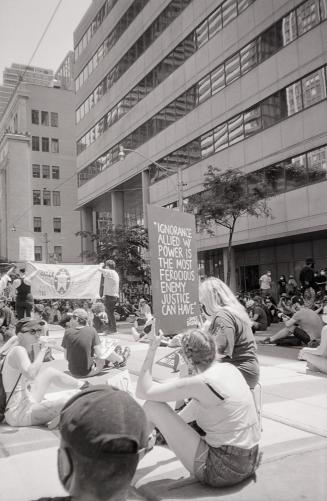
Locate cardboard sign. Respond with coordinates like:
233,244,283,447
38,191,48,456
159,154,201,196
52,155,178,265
147,205,200,335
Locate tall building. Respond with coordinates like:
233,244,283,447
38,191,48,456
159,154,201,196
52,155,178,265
74,0,327,289
0,63,81,263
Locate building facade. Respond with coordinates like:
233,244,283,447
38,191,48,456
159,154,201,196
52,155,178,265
74,0,327,289
0,76,81,263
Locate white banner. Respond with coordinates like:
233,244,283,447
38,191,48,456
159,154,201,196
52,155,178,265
26,262,101,299
19,237,35,262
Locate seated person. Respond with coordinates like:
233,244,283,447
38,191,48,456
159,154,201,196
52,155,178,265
91,301,108,333
135,298,152,327
31,385,150,501
277,293,294,317
260,297,322,346
62,309,131,378
136,324,261,488
298,305,327,374
251,296,268,332
0,295,16,344
264,297,279,324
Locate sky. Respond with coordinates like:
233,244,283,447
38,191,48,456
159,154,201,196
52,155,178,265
0,0,92,80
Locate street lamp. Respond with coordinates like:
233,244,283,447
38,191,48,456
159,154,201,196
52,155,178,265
118,146,185,212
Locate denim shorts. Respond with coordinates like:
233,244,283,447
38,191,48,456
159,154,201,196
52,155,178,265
194,439,261,487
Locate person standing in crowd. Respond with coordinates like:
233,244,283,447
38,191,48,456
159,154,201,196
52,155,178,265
299,258,315,289
12,267,39,319
259,271,272,297
100,260,120,335
199,277,259,389
278,275,287,297
32,385,149,501
136,327,261,488
298,305,327,374
2,318,87,427
286,275,298,296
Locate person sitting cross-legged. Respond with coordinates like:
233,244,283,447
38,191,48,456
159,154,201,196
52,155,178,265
298,305,327,374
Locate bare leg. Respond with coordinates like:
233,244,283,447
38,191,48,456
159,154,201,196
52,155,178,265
31,396,68,426
30,366,83,402
270,327,292,343
143,400,201,475
131,326,141,341
302,330,327,357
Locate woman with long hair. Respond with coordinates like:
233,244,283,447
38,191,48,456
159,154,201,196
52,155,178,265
136,327,261,487
199,277,259,389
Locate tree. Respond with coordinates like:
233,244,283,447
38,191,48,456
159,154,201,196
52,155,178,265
188,166,271,286
76,224,150,285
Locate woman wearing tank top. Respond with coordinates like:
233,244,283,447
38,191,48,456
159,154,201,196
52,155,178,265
136,327,261,487
199,277,259,389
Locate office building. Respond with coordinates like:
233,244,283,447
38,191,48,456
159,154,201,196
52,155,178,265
74,0,327,289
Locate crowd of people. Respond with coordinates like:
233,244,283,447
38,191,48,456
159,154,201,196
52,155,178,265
1,257,327,499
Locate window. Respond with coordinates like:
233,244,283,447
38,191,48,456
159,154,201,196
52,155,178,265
197,75,211,104
261,90,287,128
33,190,41,205
50,112,59,127
195,19,208,49
51,139,59,153
32,136,40,151
281,11,297,45
285,154,308,190
52,166,60,179
32,164,40,178
53,191,61,206
42,165,50,178
211,65,225,95
265,164,285,194
43,190,51,206
208,8,222,38
34,217,42,232
34,246,42,262
258,24,280,63
244,105,262,137
200,131,214,158
225,53,241,84
222,0,237,26
41,111,49,126
241,41,257,75
31,110,39,124
54,246,62,262
296,0,320,36
53,217,61,233
42,137,49,152
286,81,303,115
213,123,228,151
302,68,326,108
321,0,327,20
307,145,327,182
228,114,244,144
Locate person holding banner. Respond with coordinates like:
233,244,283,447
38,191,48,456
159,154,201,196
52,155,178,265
100,260,120,335
12,267,39,319
136,326,261,488
0,266,15,294
199,277,259,389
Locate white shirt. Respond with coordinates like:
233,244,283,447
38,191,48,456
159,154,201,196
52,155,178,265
259,274,271,290
101,268,119,297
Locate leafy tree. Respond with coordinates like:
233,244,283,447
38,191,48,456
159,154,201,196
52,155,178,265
76,224,150,285
188,166,271,286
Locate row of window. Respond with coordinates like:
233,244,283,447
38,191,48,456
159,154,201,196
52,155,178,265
34,245,62,262
76,0,326,154
34,217,61,233
32,136,59,153
75,0,149,91
77,64,327,186
32,164,60,179
31,110,59,127
33,190,61,206
74,0,118,60
76,0,254,123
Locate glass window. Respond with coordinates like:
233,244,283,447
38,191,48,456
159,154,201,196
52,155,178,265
258,24,280,63
33,190,41,205
240,41,257,74
51,138,59,153
34,217,42,233
50,112,59,127
296,0,320,36
54,246,62,262
53,191,61,206
41,111,49,126
42,137,49,152
225,53,240,84
43,190,51,206
42,165,50,178
195,19,209,49
302,68,326,107
213,123,228,151
286,81,303,115
281,11,297,45
244,105,262,137
53,217,61,233
34,246,42,262
211,65,225,95
261,90,287,128
307,145,327,182
32,164,40,178
320,0,327,20
228,114,244,144
197,75,211,104
208,8,222,38
222,0,237,26
52,166,60,179
31,109,39,124
32,136,39,151
285,154,308,190
247,169,265,195
200,131,214,158
265,163,285,194
238,0,253,13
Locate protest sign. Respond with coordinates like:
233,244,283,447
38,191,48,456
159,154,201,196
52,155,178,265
25,262,101,299
19,237,35,261
147,205,200,335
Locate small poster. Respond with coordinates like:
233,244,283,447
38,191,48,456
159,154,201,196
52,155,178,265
19,237,35,262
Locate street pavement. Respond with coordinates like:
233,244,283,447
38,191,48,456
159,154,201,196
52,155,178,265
1,321,327,500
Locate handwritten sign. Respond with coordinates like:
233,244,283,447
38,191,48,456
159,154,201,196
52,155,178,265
147,205,200,335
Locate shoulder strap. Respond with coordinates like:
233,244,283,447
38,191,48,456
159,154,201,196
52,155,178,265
205,383,225,401
1,353,22,409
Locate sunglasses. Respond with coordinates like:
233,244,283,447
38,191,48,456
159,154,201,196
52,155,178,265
22,328,43,335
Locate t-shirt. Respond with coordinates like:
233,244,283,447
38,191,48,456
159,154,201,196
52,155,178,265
259,274,271,290
292,308,322,340
62,326,100,377
253,306,268,330
102,268,119,297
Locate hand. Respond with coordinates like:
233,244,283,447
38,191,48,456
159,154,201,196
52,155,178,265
39,336,57,348
148,319,163,349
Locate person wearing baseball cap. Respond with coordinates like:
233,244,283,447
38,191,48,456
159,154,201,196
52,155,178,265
2,318,88,427
298,305,327,374
32,385,149,501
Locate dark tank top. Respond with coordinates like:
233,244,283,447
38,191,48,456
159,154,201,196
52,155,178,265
16,281,33,303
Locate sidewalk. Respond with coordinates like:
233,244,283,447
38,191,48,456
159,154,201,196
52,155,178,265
0,322,326,500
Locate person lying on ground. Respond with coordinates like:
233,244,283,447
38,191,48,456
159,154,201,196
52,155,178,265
61,309,131,378
136,325,261,488
2,318,88,427
298,305,327,374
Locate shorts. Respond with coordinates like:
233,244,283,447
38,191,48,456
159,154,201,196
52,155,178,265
194,439,261,487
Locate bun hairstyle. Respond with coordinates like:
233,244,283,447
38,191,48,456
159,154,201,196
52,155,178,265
181,329,216,367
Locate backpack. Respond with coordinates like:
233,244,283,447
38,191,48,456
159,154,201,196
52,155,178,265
0,354,21,423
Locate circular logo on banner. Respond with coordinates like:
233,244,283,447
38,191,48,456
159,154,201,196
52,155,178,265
54,268,71,295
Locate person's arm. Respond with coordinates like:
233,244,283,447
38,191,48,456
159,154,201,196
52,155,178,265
285,314,297,328
210,313,235,358
11,343,49,380
23,268,38,286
